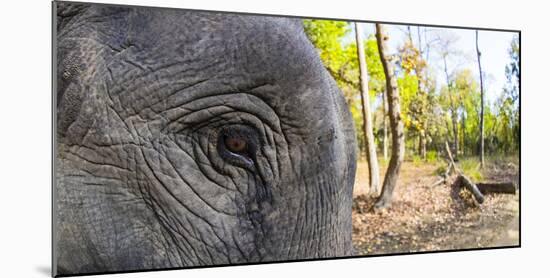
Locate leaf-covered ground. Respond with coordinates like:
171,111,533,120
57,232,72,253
352,157,519,255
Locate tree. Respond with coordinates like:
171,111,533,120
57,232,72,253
492,35,520,154
435,32,461,157
475,30,485,168
363,37,388,162
355,22,380,194
397,73,419,132
453,69,481,155
303,20,353,96
382,89,388,161
504,35,520,148
398,38,429,159
374,24,405,209
504,35,520,103
350,37,387,163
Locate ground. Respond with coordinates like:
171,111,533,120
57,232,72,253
351,156,519,255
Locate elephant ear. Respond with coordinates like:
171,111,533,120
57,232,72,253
55,3,131,143
55,2,88,105
56,2,89,142
56,2,89,33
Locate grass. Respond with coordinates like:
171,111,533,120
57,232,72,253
458,157,484,181
426,150,438,163
411,155,423,167
408,150,441,168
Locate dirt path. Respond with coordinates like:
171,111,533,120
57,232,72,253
492,216,519,246
352,158,519,255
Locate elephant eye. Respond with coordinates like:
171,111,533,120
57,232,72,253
224,136,248,154
217,126,258,167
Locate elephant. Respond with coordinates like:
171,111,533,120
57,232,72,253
54,2,357,276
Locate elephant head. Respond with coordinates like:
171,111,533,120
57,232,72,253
54,2,357,275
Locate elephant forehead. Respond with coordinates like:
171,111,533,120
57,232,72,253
104,9,338,134
125,10,327,94
130,9,308,66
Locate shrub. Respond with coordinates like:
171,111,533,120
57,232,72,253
434,164,448,176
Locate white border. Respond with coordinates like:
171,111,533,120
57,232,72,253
1,0,547,277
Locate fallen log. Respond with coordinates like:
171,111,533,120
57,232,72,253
458,174,485,204
444,162,452,180
431,178,446,187
432,162,453,187
476,182,517,195
445,142,458,174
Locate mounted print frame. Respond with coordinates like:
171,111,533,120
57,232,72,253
53,1,520,276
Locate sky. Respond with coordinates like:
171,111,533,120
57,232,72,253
342,22,518,108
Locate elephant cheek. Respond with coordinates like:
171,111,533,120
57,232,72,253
265,148,352,259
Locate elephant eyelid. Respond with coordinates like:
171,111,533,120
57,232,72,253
224,148,254,166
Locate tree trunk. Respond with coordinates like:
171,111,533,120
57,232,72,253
418,133,422,156
413,37,427,160
443,56,458,158
445,116,453,144
452,113,459,157
374,24,405,209
476,30,485,168
419,128,426,159
382,89,389,162
462,110,466,155
355,22,380,195
421,119,427,159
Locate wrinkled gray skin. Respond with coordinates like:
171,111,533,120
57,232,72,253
55,2,357,275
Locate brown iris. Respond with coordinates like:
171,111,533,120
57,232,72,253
224,136,248,153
